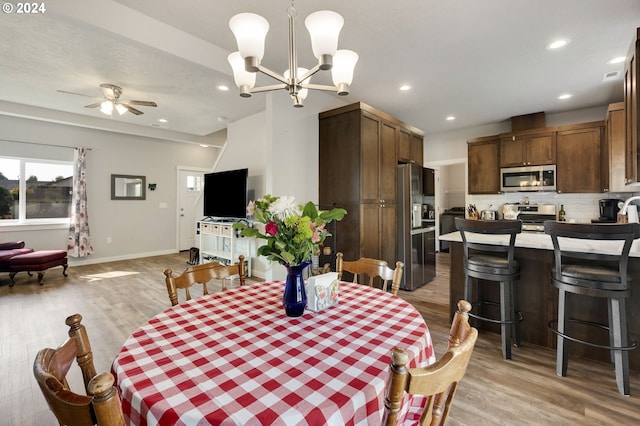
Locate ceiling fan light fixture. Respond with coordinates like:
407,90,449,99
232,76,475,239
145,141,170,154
228,1,357,107
115,104,128,115
100,100,113,115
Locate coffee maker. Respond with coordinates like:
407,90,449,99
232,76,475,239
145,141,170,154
594,199,622,223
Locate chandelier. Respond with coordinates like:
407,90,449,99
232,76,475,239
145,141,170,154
227,1,358,107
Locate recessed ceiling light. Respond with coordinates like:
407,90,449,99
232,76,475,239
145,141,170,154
217,85,230,91
200,144,209,148
399,85,411,91
558,93,572,100
545,39,570,50
158,118,168,123
446,115,456,121
608,56,626,64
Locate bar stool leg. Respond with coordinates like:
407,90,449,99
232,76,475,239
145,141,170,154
464,275,479,328
500,281,512,360
610,298,630,396
557,289,569,377
511,280,521,347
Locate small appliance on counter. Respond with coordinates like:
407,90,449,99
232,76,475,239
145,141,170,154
502,203,556,232
480,204,498,220
592,198,623,223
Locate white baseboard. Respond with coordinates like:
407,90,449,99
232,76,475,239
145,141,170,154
67,249,178,267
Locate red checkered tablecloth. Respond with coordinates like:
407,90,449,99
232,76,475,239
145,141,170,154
112,281,434,426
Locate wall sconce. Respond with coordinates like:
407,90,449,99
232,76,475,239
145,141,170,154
148,183,157,191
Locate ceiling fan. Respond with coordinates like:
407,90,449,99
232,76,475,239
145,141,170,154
57,83,157,116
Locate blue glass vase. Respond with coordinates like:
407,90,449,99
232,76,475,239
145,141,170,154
283,261,310,317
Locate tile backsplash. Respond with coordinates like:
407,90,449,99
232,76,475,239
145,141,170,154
468,192,640,223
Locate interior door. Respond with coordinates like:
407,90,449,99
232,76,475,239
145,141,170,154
179,169,205,251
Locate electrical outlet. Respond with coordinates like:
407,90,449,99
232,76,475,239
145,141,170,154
106,237,112,244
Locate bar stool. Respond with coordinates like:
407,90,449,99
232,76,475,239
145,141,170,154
455,217,523,359
544,221,640,395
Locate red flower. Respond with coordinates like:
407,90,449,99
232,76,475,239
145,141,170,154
265,221,278,236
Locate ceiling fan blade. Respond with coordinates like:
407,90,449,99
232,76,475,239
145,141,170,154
123,100,157,107
57,89,100,99
84,103,101,109
123,104,144,115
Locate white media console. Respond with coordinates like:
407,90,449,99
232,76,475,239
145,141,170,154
197,220,252,276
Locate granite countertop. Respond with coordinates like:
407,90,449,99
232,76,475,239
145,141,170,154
439,231,640,258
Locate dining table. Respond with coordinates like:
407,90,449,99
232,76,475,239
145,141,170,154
112,280,435,426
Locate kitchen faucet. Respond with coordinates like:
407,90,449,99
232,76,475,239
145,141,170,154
618,195,640,214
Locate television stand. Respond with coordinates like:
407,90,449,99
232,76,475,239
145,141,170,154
197,220,252,276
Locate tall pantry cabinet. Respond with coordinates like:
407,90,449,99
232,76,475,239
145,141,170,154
319,102,424,266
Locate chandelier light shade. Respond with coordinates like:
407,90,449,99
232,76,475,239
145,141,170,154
332,49,359,95
228,13,269,67
228,1,358,107
304,10,343,66
228,52,257,97
284,67,310,106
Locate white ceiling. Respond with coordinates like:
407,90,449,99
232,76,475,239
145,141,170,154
1,0,639,145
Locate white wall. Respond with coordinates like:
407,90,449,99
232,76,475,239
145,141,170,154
0,115,220,265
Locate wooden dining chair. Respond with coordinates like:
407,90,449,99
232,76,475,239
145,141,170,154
382,300,478,426
336,252,404,295
33,313,125,426
164,255,246,306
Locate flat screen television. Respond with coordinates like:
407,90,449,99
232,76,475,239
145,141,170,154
203,168,248,220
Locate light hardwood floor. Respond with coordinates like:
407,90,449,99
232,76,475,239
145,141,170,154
1,252,638,425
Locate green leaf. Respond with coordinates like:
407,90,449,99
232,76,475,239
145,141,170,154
302,201,318,219
320,208,347,222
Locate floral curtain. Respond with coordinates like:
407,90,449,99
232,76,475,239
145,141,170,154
67,147,93,257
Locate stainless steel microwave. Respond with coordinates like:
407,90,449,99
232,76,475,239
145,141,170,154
500,165,556,192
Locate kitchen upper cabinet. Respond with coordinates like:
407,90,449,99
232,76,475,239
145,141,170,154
499,131,556,167
423,167,435,196
468,136,500,194
319,102,423,265
361,114,396,203
624,27,639,184
410,133,424,166
556,123,604,193
604,102,629,192
398,128,424,165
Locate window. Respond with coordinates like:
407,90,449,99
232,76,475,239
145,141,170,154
0,157,73,223
186,175,202,192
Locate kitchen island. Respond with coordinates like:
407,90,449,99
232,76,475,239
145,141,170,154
440,231,640,371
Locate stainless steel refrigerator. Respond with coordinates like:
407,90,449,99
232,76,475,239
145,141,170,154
397,164,436,291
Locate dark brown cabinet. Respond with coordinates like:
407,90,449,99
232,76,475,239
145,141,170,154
319,102,423,265
423,167,435,196
398,128,424,165
624,27,639,184
556,123,604,193
499,131,556,167
468,136,500,194
605,102,626,192
410,133,424,166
